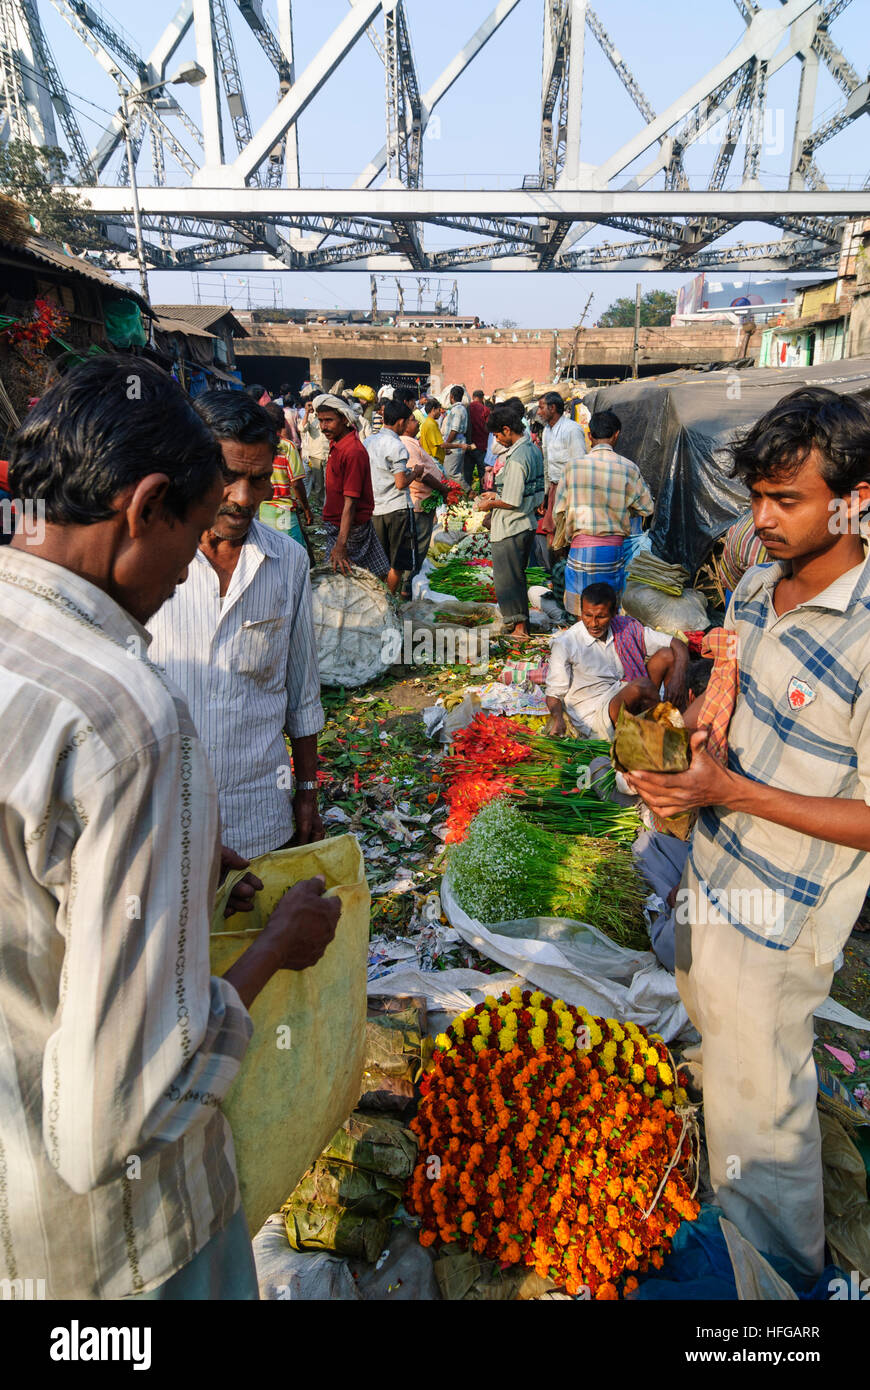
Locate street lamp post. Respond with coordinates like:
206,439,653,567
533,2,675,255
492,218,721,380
115,62,206,308
119,89,150,304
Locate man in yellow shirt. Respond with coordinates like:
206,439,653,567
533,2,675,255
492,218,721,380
420,397,446,465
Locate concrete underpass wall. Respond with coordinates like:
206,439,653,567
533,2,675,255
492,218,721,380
320,357,431,392
234,354,309,394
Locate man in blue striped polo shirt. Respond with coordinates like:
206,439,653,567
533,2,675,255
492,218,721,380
629,386,870,1279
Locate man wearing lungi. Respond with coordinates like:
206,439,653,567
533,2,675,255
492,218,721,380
545,582,687,738
553,409,654,617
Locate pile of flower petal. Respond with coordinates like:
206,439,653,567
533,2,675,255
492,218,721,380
407,988,698,1299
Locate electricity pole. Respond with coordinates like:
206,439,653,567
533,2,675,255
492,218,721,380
632,283,641,379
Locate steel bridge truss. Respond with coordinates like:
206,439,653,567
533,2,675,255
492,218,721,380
0,0,868,273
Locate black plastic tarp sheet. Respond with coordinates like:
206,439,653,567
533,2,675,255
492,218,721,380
583,358,870,575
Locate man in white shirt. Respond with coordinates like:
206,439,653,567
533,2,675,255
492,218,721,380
545,581,688,739
0,356,338,1299
148,391,325,859
538,391,587,489
366,397,424,595
442,385,470,489
299,383,329,511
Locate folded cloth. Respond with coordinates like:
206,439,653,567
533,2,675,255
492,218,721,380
695,627,739,765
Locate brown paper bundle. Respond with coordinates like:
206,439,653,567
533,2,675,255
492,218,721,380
612,703,695,841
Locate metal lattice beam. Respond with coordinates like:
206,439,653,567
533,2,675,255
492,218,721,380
5,0,869,274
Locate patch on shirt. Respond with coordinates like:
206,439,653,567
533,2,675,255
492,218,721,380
787,676,816,711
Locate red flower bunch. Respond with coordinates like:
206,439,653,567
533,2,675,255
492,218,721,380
442,717,535,841
407,990,698,1299
7,297,69,364
443,771,522,843
445,483,464,506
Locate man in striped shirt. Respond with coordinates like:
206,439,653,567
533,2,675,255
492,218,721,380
475,403,545,637
629,386,870,1278
0,357,339,1299
147,391,325,860
553,410,655,613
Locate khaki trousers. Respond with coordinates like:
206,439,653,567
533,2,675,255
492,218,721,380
675,910,833,1278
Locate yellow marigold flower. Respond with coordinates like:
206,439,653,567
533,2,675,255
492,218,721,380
622,1041,634,1060
610,1022,625,1042
435,1033,451,1051
601,1057,615,1075
643,1083,655,1097
658,1062,674,1086
509,986,523,1003
478,1014,491,1036
602,1041,618,1060
504,1010,518,1031
530,1027,545,1050
661,1089,674,1108
576,1005,591,1024
675,1087,689,1107
557,1030,574,1050
453,1019,465,1039
530,990,544,1009
533,1008,548,1030
589,1023,603,1047
630,1064,644,1083
484,995,498,1009
471,1035,485,1053
498,1028,513,1051
645,1049,659,1067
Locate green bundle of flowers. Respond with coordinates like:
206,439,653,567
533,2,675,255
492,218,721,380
447,799,650,951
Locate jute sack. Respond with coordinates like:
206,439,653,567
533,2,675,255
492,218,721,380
211,834,370,1233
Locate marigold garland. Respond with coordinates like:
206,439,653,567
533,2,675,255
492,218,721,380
407,989,698,1299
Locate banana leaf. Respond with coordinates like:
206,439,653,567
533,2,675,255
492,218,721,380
611,704,694,842
321,1111,417,1180
287,1158,403,1218
282,1201,389,1263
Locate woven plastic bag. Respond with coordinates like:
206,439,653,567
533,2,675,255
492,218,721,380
210,834,370,1233
309,564,402,687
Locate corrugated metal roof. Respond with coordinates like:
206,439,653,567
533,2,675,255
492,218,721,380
152,304,249,337
152,312,219,340
0,234,150,311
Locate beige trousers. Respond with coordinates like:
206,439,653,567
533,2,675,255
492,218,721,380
675,910,833,1278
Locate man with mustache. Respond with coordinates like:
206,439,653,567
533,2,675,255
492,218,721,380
148,391,325,864
627,386,870,1281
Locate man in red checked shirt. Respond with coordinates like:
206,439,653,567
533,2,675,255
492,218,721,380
316,394,390,580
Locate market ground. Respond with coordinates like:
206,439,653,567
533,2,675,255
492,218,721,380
317,640,870,1113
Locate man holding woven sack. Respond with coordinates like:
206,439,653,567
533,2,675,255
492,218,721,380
628,386,870,1280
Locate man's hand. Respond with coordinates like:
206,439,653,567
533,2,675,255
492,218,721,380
546,712,567,737
291,788,324,845
626,730,734,818
302,507,313,526
262,874,341,972
475,492,497,512
219,845,264,918
330,541,351,575
663,669,688,710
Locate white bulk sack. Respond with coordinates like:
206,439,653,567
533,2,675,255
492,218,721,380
309,564,401,687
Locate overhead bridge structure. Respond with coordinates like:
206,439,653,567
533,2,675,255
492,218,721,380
0,0,869,274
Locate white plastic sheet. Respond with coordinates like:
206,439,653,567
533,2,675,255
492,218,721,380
440,872,693,1043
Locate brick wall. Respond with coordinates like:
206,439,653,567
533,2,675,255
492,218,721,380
438,341,553,396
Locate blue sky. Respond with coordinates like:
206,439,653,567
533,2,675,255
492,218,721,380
37,0,870,326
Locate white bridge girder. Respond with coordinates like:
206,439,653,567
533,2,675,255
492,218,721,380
0,0,867,274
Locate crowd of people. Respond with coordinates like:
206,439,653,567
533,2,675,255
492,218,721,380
1,351,869,1301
